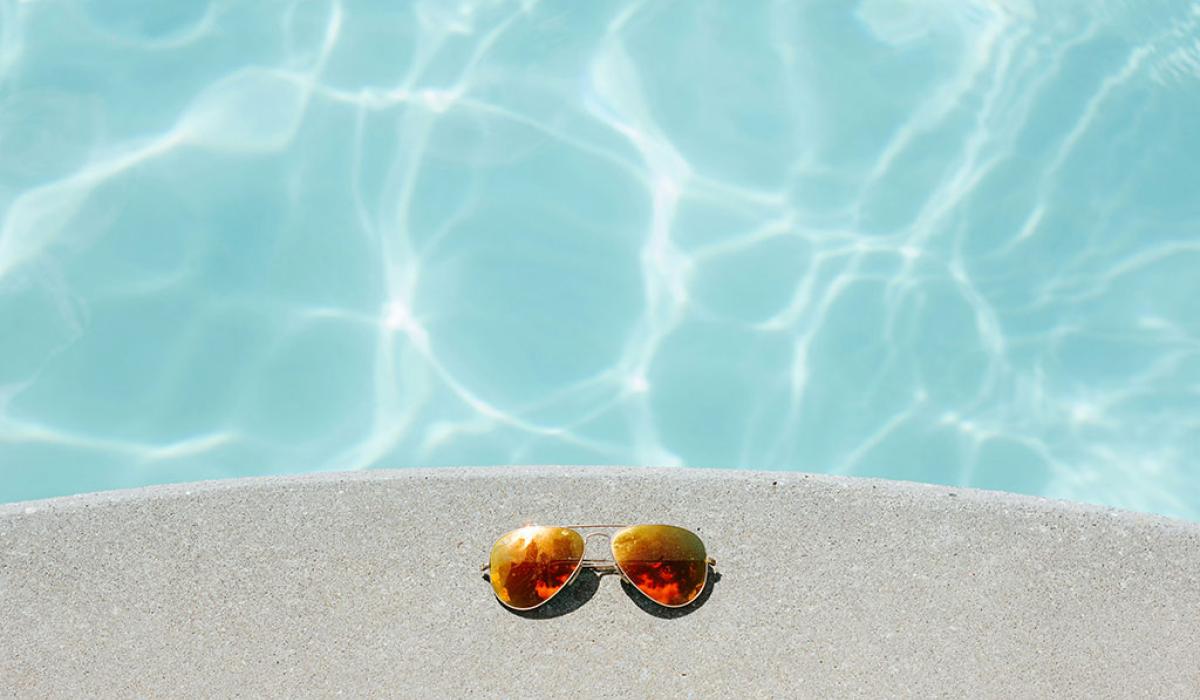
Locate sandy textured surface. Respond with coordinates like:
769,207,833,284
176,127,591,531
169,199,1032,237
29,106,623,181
2,467,1199,698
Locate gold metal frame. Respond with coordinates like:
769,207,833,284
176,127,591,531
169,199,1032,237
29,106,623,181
481,524,718,611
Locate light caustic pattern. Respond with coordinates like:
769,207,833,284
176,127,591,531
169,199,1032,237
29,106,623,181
1,1,1198,516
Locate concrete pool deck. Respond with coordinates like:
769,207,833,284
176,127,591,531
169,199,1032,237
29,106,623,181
1,467,1198,697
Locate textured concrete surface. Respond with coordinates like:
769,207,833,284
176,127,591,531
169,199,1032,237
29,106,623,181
2,467,1199,698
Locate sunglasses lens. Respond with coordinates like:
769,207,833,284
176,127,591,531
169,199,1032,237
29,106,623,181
488,526,585,610
612,524,708,607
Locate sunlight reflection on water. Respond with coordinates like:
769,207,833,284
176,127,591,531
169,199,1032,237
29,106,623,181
1,0,1198,518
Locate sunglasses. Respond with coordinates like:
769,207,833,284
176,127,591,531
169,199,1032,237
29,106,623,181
481,524,716,611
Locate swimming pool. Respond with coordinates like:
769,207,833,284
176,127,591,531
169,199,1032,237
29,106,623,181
1,0,1197,518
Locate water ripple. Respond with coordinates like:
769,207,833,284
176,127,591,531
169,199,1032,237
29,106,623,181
1,0,1198,519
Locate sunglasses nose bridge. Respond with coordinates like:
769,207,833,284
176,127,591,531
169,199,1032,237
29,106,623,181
579,533,631,580
581,532,613,559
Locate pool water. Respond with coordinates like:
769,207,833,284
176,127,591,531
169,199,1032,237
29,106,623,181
1,1,1198,518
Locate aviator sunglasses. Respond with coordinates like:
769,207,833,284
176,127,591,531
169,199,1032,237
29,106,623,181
481,524,716,610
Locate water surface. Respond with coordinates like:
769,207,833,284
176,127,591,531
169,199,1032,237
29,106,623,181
1,0,1198,518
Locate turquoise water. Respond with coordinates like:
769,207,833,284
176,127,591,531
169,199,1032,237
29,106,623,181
1,1,1198,518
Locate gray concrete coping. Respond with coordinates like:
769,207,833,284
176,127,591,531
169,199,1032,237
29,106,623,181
2,467,1199,697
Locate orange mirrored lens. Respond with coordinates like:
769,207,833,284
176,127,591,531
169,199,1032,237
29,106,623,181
611,524,708,607
489,526,585,610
